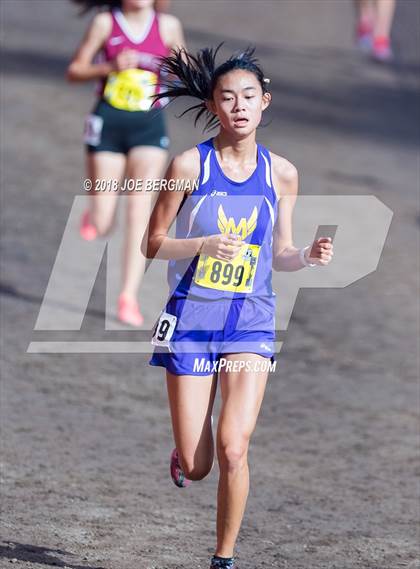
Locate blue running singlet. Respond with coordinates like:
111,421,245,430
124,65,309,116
168,137,278,304
149,138,279,375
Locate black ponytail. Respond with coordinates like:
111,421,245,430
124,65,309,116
70,0,122,14
155,44,269,131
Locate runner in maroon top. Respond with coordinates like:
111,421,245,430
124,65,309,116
67,0,185,326
99,5,169,104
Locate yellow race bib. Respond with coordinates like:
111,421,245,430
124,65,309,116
103,69,158,111
193,244,260,293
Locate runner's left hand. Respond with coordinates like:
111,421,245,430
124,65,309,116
112,49,140,71
306,237,334,266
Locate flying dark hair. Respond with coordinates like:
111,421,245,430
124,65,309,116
70,0,122,14
155,44,270,131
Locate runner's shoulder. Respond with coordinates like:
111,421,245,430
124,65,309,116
170,147,200,183
269,152,298,197
88,10,113,40
158,12,182,28
158,13,183,44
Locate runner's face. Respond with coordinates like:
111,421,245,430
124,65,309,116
122,0,154,10
209,70,271,136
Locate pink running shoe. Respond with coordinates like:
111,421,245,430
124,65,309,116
356,21,373,53
79,210,97,241
372,36,393,62
170,448,191,488
117,295,144,327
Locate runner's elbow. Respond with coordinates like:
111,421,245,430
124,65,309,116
272,251,285,271
141,236,152,258
141,234,161,259
66,62,83,82
66,65,77,82
272,258,282,272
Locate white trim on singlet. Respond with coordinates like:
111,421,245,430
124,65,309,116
261,152,272,188
264,196,275,227
114,8,155,44
186,194,208,238
201,149,213,185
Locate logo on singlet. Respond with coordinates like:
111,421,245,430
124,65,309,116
217,204,258,240
109,36,124,45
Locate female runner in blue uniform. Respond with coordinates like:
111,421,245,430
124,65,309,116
142,46,333,569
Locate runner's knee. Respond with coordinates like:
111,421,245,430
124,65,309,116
91,213,114,237
217,439,249,473
125,199,152,225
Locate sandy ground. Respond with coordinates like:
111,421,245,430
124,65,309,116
1,1,419,568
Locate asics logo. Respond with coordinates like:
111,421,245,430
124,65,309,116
210,190,227,197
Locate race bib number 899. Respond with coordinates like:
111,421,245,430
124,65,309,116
194,244,260,293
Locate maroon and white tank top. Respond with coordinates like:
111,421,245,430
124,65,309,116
98,9,170,111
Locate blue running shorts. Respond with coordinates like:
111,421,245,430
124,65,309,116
149,295,276,376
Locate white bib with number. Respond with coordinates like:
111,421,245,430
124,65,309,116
151,311,177,348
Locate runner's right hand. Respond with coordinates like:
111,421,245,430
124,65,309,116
201,233,244,261
112,49,140,71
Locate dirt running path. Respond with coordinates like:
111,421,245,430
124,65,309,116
1,1,419,568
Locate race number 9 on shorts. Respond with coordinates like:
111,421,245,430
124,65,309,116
194,244,260,293
104,69,158,111
151,311,177,347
